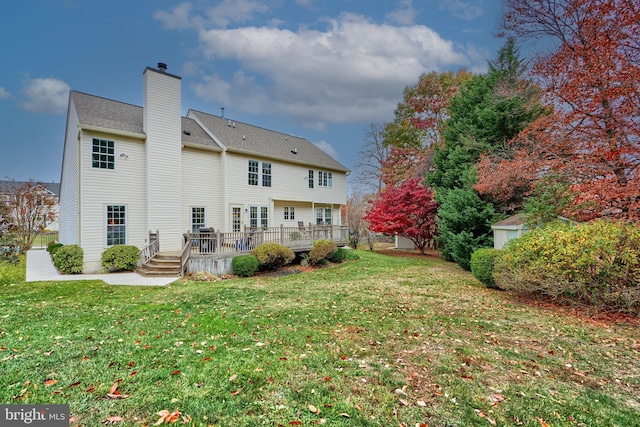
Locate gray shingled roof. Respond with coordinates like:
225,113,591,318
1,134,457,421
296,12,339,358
190,110,349,172
0,180,60,196
70,91,221,149
71,91,144,135
70,90,346,170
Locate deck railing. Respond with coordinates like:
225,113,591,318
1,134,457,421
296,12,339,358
185,224,349,256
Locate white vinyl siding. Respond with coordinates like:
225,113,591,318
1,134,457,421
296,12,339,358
144,68,182,251
59,101,80,245
181,147,223,235
78,132,147,272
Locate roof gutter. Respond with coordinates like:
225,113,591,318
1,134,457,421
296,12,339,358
77,124,146,141
225,147,350,173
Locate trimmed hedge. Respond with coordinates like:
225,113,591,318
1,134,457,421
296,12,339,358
232,255,260,277
252,243,295,270
101,245,140,271
470,248,499,288
47,243,64,255
53,244,84,275
327,247,360,263
495,220,640,314
308,240,338,265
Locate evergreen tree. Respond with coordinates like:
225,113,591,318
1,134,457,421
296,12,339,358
428,38,543,269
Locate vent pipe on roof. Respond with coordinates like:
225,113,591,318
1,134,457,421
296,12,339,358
157,62,167,72
221,107,224,118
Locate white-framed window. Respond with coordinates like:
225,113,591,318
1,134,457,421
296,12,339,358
106,205,126,246
248,160,259,185
231,206,242,232
191,207,205,232
262,162,272,187
318,171,332,187
284,206,295,220
308,170,314,188
92,138,115,169
315,207,332,225
249,206,269,228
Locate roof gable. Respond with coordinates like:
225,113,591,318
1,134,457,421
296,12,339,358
0,180,60,196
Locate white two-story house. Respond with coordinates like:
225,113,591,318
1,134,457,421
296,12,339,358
59,63,349,273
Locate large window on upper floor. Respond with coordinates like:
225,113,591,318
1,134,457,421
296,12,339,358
248,160,272,187
318,171,332,188
248,160,259,185
262,162,272,187
92,138,115,169
308,170,314,188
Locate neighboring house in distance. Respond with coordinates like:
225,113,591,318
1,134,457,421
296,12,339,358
0,180,60,232
491,214,529,249
59,63,349,273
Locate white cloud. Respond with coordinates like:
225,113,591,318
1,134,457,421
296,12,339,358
313,140,339,160
154,2,194,30
20,78,70,114
0,87,9,99
155,0,268,30
193,13,470,127
386,0,419,25
435,0,485,20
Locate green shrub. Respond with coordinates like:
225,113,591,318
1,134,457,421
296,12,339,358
327,247,360,263
309,240,338,265
101,245,140,271
47,243,63,255
252,243,295,270
494,220,640,314
53,244,84,275
232,255,260,277
470,248,500,288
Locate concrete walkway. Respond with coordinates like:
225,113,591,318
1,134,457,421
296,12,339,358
26,250,178,286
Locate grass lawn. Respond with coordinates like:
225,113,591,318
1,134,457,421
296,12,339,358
1,250,639,426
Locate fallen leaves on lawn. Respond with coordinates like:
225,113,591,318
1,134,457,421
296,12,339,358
154,409,191,425
107,380,130,399
308,404,320,414
44,379,58,387
103,415,124,424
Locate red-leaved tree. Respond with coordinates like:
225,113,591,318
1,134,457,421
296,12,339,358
364,178,438,254
493,0,640,221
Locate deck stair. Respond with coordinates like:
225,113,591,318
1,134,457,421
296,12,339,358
137,251,181,277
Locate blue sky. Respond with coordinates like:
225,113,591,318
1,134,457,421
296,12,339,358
0,0,502,184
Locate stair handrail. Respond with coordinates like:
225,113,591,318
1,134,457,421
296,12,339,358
139,230,160,266
180,233,192,276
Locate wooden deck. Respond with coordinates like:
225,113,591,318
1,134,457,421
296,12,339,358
178,225,349,275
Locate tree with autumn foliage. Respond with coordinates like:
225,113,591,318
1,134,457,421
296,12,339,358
494,0,640,221
364,177,438,254
4,181,57,250
381,70,472,187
